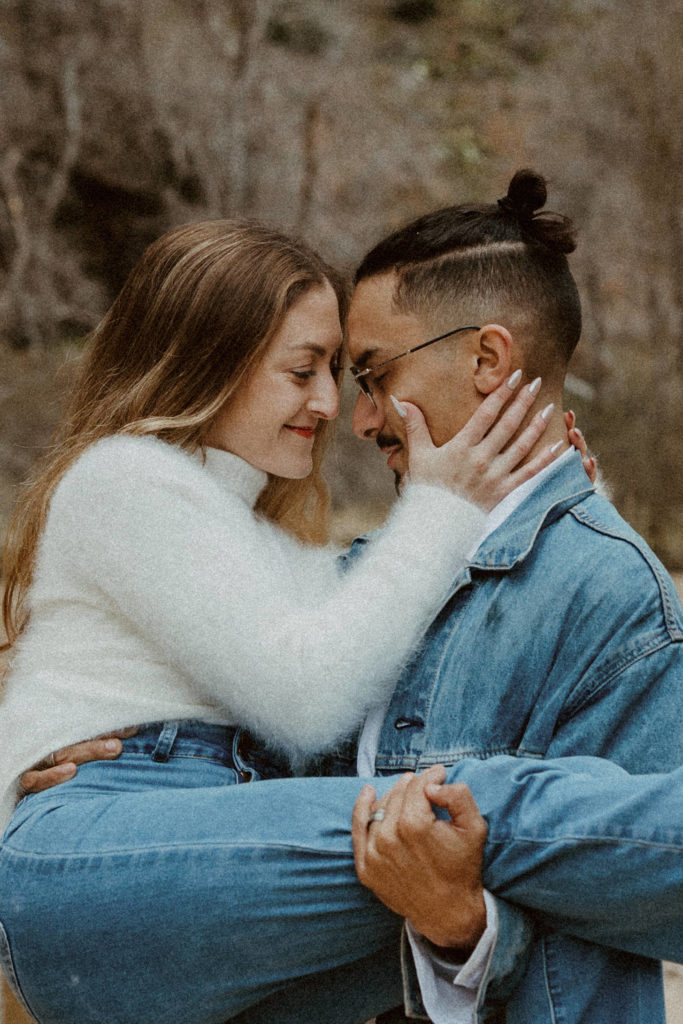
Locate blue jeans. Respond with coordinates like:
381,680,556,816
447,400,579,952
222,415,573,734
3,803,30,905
0,722,404,1024
0,723,680,1023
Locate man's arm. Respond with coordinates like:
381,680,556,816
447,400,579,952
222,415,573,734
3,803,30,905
353,768,488,950
18,728,139,793
353,768,534,1022
453,754,682,961
353,755,683,964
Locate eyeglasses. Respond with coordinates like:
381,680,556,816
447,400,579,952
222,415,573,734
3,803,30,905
349,325,480,408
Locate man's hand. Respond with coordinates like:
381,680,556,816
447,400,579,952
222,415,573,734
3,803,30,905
19,727,138,794
352,767,488,952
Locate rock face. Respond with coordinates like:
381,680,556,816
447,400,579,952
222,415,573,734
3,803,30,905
0,0,681,555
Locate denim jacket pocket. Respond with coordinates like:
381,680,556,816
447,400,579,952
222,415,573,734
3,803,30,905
0,919,38,1021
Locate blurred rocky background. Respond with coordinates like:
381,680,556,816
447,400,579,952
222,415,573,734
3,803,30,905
1,5,683,1020
0,0,681,555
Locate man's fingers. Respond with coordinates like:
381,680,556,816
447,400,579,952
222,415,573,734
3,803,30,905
19,728,136,796
366,771,443,856
398,766,447,830
53,726,138,765
363,772,415,851
424,782,487,840
95,726,140,741
351,785,376,873
20,762,77,794
53,736,125,766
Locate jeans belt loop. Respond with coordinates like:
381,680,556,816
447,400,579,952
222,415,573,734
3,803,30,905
232,728,254,783
151,721,180,763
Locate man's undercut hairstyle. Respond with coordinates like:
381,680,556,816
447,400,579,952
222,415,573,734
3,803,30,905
355,169,581,377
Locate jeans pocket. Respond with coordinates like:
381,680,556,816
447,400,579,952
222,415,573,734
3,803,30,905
0,920,38,1021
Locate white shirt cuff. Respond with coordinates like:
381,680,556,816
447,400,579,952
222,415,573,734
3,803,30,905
406,890,499,1024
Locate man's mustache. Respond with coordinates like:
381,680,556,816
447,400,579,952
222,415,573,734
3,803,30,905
376,432,402,451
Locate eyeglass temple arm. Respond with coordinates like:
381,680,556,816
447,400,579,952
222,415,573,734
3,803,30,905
351,325,480,379
397,324,481,359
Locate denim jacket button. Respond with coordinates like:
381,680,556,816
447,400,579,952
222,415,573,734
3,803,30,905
394,717,424,730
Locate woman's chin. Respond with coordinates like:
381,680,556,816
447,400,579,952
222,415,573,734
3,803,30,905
265,456,314,480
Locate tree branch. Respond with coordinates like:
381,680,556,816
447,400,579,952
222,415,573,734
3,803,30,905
0,147,32,328
297,98,321,232
43,56,83,224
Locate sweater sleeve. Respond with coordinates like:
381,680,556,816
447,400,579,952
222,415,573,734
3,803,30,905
48,439,485,757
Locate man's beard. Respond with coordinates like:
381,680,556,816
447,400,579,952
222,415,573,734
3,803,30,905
377,431,404,494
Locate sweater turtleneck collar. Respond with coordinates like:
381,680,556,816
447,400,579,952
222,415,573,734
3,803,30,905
200,446,268,508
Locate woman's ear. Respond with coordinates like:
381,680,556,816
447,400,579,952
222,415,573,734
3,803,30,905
473,324,515,395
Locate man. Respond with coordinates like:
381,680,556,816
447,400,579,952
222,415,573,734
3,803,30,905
333,168,682,1023
21,170,683,1023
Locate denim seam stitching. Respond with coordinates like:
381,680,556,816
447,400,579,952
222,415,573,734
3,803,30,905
0,921,39,1021
468,485,592,571
0,837,357,860
559,633,673,719
374,746,526,770
542,933,564,1024
568,506,683,639
485,835,682,850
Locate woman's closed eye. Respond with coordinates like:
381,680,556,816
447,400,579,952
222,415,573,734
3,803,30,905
290,369,315,381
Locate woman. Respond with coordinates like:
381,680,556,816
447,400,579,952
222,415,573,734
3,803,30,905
0,219,557,1024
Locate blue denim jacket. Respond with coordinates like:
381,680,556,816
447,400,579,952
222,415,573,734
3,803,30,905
344,452,683,1023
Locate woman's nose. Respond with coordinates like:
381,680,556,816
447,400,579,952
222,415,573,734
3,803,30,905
308,374,340,420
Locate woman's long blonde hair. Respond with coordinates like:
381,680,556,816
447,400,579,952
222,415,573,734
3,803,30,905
2,220,348,650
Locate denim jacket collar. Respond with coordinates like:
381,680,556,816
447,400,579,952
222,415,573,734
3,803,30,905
467,450,594,572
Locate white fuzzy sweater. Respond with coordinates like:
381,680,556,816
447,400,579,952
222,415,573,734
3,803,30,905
0,435,485,830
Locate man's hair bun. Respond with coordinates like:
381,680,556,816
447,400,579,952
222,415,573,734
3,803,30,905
498,168,576,254
505,168,547,218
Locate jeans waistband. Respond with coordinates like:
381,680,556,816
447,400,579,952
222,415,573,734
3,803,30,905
123,721,292,780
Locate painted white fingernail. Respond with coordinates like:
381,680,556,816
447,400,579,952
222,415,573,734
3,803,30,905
104,740,119,752
506,369,523,389
541,402,555,421
390,394,408,419
550,440,564,454
529,377,542,396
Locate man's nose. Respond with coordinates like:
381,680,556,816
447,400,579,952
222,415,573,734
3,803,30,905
352,391,384,439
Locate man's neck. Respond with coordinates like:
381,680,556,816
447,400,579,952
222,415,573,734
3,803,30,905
468,446,575,559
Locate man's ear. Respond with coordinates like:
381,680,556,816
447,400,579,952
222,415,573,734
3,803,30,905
473,324,515,395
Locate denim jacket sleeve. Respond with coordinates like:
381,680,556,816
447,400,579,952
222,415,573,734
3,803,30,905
401,898,535,1022
434,639,683,1021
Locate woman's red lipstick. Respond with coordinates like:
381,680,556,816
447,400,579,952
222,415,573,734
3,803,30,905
285,425,316,439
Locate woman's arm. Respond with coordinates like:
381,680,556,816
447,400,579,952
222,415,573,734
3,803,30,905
42,380,553,760
21,402,597,790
